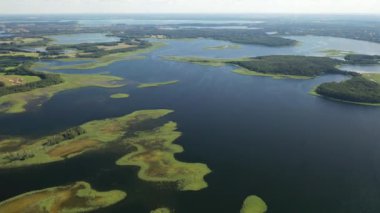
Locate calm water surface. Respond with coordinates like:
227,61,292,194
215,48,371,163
1,36,380,213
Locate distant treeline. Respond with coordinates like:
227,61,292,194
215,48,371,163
0,64,63,97
230,55,353,77
114,27,297,47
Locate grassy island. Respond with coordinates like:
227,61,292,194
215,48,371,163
138,80,179,88
314,74,380,105
240,195,268,213
166,55,351,79
110,93,130,99
0,110,173,168
0,181,126,213
116,121,211,191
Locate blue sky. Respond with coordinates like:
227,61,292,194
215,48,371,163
0,0,379,14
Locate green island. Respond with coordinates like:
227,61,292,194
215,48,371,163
166,55,352,79
110,93,130,99
0,181,126,213
314,74,380,105
116,121,211,191
0,109,173,168
151,207,171,213
138,80,179,88
240,195,268,213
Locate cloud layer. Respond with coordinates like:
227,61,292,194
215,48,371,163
1,0,380,14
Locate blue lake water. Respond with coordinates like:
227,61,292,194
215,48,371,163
1,35,380,213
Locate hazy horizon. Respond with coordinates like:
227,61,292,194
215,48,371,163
1,0,380,15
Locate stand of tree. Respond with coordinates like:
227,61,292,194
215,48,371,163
43,126,86,147
316,76,380,103
230,55,352,77
0,64,63,97
344,54,380,65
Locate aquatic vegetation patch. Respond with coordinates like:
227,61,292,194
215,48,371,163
320,49,355,57
204,44,241,50
0,109,173,168
240,195,267,213
110,93,130,99
0,181,126,213
138,80,179,88
151,207,171,213
116,121,211,191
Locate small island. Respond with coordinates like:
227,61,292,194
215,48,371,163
138,80,179,88
240,195,268,213
0,181,126,213
110,93,130,99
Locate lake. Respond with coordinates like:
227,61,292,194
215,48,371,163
1,35,380,213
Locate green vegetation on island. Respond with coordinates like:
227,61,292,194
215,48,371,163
230,55,345,77
138,80,179,88
240,195,268,213
0,110,172,168
315,74,380,105
110,93,130,99
166,55,353,79
0,181,126,213
116,121,211,191
344,54,380,65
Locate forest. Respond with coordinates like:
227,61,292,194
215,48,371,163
230,55,351,77
344,54,380,65
316,76,380,103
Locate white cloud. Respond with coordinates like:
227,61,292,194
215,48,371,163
0,0,379,14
